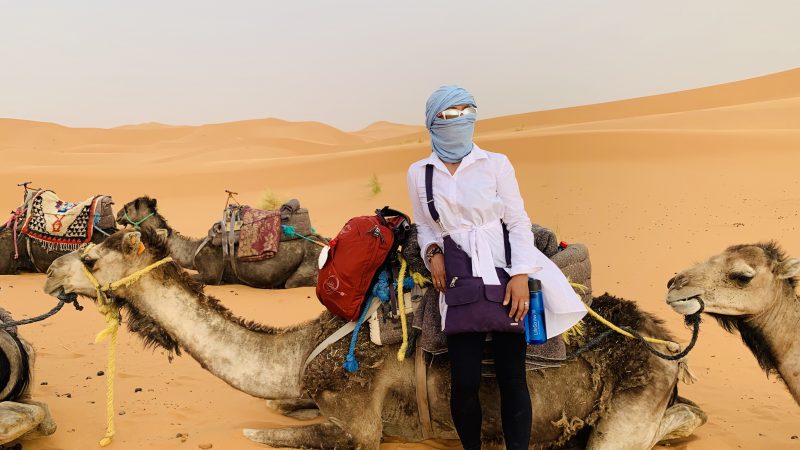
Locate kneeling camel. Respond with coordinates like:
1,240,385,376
44,230,706,449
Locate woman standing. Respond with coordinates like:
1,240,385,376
406,85,537,450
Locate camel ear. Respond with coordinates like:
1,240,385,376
777,258,800,279
155,228,169,246
122,232,145,257
147,197,157,209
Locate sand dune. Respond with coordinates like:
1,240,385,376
353,121,425,141
2,69,800,450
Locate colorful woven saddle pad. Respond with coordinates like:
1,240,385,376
237,206,281,262
21,190,111,251
208,201,315,246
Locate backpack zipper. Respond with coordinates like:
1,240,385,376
370,225,386,243
355,223,388,298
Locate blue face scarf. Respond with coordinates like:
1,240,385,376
425,85,476,163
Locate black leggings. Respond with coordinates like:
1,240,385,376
447,332,532,450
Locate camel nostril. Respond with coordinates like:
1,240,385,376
667,276,677,289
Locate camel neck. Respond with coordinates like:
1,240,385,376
750,293,800,404
167,232,203,269
127,277,317,399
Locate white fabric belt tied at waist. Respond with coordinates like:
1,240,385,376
454,220,503,286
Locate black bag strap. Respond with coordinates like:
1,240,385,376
424,164,441,224
501,221,512,269
425,164,511,268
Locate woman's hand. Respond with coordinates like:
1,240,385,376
429,253,446,293
504,274,530,322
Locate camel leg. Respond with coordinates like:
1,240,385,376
265,398,321,420
310,380,391,450
655,396,707,443
586,368,676,450
0,401,47,444
243,421,353,449
285,263,318,289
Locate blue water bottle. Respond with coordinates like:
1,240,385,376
524,278,548,345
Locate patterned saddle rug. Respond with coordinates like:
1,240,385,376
20,190,114,251
207,200,315,251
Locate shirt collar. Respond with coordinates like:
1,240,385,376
425,144,487,174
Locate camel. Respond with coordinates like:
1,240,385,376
0,222,116,275
0,308,57,445
0,194,117,275
666,242,800,406
116,197,323,288
43,229,706,449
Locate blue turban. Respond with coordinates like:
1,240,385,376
425,85,476,163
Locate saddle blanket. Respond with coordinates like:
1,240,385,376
237,206,281,262
20,190,106,251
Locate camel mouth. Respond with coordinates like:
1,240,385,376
43,279,94,302
57,290,78,302
666,294,703,316
44,284,77,302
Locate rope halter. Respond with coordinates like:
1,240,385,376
123,210,155,229
78,241,173,446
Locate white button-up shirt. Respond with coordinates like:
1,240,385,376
406,145,540,284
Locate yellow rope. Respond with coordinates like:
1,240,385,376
81,263,119,446
562,321,584,345
396,256,409,361
96,309,118,447
584,305,675,347
567,280,676,348
106,257,174,291
78,249,174,446
410,271,431,288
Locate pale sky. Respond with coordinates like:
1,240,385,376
1,1,798,130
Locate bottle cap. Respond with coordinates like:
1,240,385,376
528,278,542,291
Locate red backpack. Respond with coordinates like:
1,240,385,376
316,207,410,321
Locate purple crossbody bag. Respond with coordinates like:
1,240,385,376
425,164,524,335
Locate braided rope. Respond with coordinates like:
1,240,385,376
78,245,173,447
0,297,83,329
395,256,409,361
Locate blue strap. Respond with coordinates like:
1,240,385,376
342,298,375,373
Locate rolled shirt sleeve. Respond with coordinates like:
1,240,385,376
497,155,539,276
407,166,442,271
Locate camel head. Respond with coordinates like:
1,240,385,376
116,196,168,231
666,242,800,318
44,230,184,357
44,230,170,300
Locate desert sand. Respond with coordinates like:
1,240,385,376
1,68,799,449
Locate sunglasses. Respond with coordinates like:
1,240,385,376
439,106,477,120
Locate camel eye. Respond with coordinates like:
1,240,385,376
82,257,97,271
729,272,753,285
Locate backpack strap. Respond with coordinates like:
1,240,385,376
302,299,382,374
377,206,410,222
427,164,512,268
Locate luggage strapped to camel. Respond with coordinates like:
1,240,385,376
315,206,411,321
2,182,115,270
191,190,324,285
